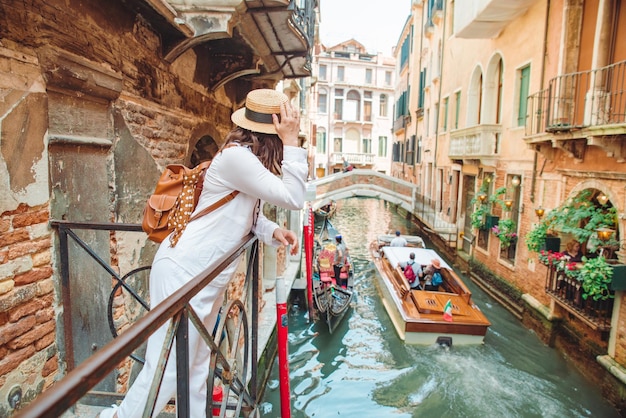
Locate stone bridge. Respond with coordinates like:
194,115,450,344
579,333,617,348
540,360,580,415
308,169,458,238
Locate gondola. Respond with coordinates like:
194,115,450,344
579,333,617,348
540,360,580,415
370,234,491,346
314,200,336,222
310,218,354,333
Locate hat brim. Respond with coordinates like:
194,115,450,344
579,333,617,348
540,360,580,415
231,108,277,135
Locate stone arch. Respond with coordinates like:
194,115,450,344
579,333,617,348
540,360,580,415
467,65,484,125
569,179,622,243
187,123,223,166
483,53,504,124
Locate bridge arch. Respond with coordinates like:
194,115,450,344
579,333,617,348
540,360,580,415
309,169,417,213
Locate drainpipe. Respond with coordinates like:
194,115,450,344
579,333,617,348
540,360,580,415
531,0,551,204
416,2,425,190
433,1,447,203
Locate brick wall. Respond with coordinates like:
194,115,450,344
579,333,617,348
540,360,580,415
0,204,56,412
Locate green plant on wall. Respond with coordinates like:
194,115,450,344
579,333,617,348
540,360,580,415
524,189,617,253
579,256,614,301
470,186,507,230
526,222,549,253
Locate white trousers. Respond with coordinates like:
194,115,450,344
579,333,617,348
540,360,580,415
116,258,230,418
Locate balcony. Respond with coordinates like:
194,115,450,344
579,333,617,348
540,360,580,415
158,0,315,90
393,114,410,133
448,124,501,164
331,152,375,166
544,264,613,332
524,59,626,162
455,0,540,39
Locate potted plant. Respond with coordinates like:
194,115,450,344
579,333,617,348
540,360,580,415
492,219,517,248
470,186,507,230
579,256,614,301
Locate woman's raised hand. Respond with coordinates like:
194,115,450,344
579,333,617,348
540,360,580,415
273,101,300,147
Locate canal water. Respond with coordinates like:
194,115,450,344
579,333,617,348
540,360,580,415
260,197,620,417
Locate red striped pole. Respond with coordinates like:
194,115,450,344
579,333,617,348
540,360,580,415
276,277,291,417
304,204,314,318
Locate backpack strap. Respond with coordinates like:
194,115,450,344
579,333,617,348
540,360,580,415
189,191,239,222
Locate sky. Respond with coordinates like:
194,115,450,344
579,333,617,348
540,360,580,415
319,0,411,55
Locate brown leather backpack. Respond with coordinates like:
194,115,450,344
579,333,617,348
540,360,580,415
142,161,238,246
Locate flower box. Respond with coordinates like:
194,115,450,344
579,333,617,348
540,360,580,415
485,215,500,230
610,263,626,291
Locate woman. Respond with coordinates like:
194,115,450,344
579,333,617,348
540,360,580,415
423,258,442,291
564,239,584,262
99,89,306,418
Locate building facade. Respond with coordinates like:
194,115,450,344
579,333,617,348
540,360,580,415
395,0,626,411
310,40,395,176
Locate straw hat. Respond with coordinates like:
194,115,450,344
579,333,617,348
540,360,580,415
231,89,289,134
431,258,441,269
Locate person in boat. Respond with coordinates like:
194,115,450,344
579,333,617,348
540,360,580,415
333,234,348,288
399,252,423,290
564,239,584,262
423,258,443,291
390,230,408,247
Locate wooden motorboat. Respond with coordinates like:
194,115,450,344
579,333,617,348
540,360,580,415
370,236,491,346
311,219,354,333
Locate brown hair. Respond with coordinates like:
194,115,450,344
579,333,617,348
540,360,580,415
221,127,284,176
566,240,580,253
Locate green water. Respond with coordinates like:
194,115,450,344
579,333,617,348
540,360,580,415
261,197,620,417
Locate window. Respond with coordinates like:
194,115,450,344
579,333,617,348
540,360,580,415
418,69,426,109
345,90,360,121
406,135,415,164
337,66,345,82
365,68,372,84
333,137,343,152
379,94,388,117
319,64,327,81
334,89,344,120
454,91,461,129
318,89,327,113
364,91,372,121
362,138,372,153
442,97,449,131
378,136,387,157
517,65,530,126
385,71,392,86
316,129,326,153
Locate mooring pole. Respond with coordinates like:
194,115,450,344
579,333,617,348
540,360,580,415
304,204,314,319
275,277,291,417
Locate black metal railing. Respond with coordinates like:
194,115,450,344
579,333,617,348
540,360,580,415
544,265,613,331
17,221,262,418
526,59,626,135
413,196,459,248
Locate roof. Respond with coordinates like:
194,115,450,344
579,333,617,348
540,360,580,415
381,247,451,270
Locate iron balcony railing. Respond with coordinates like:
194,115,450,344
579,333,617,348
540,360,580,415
526,59,626,136
544,264,613,332
17,221,264,418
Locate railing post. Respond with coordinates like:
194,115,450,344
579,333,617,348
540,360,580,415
57,224,75,371
176,310,190,418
